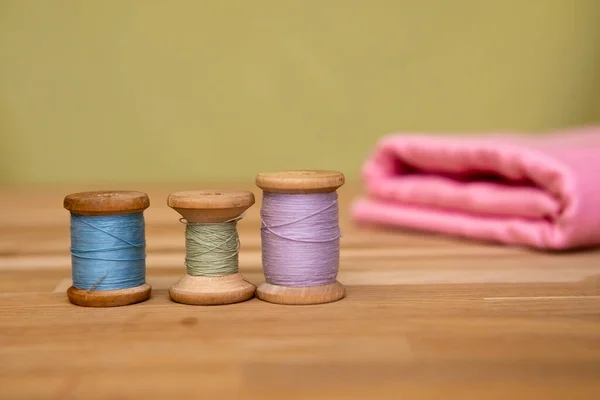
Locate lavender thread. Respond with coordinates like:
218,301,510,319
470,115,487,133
260,192,341,287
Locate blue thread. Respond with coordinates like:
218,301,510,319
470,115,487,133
70,213,146,291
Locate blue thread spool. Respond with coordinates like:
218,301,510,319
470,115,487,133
63,191,152,307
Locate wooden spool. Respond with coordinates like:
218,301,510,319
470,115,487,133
63,190,152,307
167,190,256,305
255,170,346,305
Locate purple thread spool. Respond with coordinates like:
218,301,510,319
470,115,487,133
255,170,346,305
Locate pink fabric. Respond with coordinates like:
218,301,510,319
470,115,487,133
351,127,600,250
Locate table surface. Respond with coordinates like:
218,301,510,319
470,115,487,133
1,184,599,400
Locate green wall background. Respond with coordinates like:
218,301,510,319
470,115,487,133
1,0,600,184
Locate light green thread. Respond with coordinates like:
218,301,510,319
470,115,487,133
185,221,240,276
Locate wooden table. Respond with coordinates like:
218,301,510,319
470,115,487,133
1,185,599,399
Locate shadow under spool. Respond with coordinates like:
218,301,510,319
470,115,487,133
63,190,152,307
255,170,346,305
167,190,256,305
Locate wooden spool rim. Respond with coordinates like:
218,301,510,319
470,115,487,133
167,190,255,210
256,281,345,305
255,170,345,193
67,283,151,307
64,191,150,216
169,273,256,305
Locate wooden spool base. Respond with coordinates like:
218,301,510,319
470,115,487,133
67,283,151,307
256,281,345,305
169,272,256,305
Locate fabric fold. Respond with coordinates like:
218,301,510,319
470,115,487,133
351,127,600,250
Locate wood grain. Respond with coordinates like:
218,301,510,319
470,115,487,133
1,184,600,399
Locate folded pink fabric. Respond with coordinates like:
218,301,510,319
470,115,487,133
351,127,600,250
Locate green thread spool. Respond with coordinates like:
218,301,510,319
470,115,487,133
185,220,240,276
167,190,256,305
